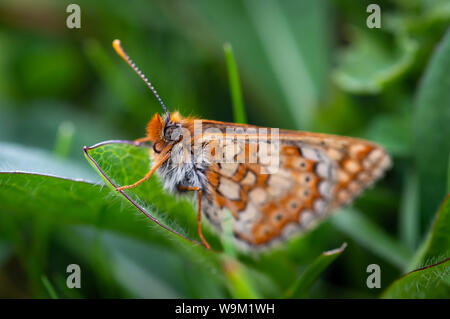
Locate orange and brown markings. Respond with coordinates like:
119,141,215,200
203,137,390,247
245,176,323,245
205,162,270,220
329,143,389,207
232,145,325,245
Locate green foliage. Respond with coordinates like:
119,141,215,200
381,195,450,298
414,28,450,224
333,30,417,94
0,0,449,299
84,140,221,248
382,259,450,298
286,243,347,298
331,209,412,269
41,276,59,299
408,195,450,271
224,43,247,124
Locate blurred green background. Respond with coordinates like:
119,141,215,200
0,0,449,298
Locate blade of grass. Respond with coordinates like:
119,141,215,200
41,275,59,299
447,152,450,193
224,43,247,124
244,0,318,129
222,257,260,299
399,167,420,251
286,243,347,298
53,121,75,158
331,208,412,269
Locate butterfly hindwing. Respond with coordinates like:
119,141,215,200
199,129,391,248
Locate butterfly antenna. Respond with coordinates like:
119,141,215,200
112,39,170,116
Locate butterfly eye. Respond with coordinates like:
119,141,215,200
164,125,181,142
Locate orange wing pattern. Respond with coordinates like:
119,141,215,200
199,132,391,248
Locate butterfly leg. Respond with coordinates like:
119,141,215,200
178,186,211,250
116,152,170,191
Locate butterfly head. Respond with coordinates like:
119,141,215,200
146,112,184,153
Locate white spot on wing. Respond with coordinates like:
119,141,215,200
249,188,268,206
299,210,314,227
241,170,256,186
316,162,331,178
319,181,333,199
218,178,240,201
300,146,321,161
220,162,239,177
282,223,300,239
314,199,327,214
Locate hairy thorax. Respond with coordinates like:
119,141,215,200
155,140,210,194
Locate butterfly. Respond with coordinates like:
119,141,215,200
112,40,391,250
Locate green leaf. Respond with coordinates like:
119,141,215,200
0,142,225,298
331,208,412,269
333,29,417,94
84,140,221,250
408,195,450,271
286,243,347,298
0,142,199,248
224,43,247,124
414,28,450,224
382,258,450,298
0,142,98,182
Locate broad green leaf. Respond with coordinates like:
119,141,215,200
408,195,450,271
0,142,203,248
333,29,417,94
0,142,225,298
331,208,412,269
0,142,98,182
84,140,222,250
414,28,450,224
286,243,347,298
382,258,450,298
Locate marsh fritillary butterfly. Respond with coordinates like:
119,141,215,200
112,40,391,250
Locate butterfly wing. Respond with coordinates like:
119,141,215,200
196,123,391,248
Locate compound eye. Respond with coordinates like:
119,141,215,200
153,142,163,154
165,125,181,141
